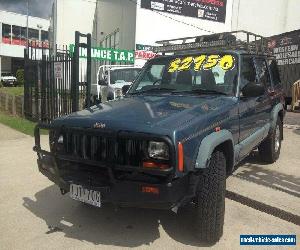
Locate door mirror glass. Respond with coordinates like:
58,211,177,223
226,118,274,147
241,82,265,97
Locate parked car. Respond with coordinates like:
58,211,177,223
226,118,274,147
1,73,17,87
91,65,142,103
34,31,285,243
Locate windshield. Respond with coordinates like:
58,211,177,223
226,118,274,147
110,68,141,84
1,73,13,77
129,53,238,95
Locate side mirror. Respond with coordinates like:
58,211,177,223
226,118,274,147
98,79,107,86
122,84,131,95
241,82,265,97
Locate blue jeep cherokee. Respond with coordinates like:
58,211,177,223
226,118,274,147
34,31,285,243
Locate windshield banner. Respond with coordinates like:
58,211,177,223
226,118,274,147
69,44,135,63
141,0,227,23
168,54,235,72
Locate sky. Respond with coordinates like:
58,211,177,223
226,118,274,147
0,0,54,18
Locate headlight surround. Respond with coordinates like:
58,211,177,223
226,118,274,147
115,88,122,97
148,141,169,160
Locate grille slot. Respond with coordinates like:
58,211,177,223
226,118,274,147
60,131,147,167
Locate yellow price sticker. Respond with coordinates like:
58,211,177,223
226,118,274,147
168,54,235,72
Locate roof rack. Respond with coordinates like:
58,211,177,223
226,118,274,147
153,30,271,55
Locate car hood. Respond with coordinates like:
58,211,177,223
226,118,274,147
52,94,236,135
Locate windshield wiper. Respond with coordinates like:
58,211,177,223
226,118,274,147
129,87,175,95
172,88,227,96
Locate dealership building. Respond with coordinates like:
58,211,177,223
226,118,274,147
0,10,50,78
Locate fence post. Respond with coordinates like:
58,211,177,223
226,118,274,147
72,31,80,112
86,33,91,108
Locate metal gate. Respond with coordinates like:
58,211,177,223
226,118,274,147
24,32,91,123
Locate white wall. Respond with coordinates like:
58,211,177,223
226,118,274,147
135,0,234,46
0,10,49,31
231,0,300,37
285,0,300,32
55,0,97,46
94,0,137,50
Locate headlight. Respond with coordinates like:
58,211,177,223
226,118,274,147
148,141,169,160
115,88,122,97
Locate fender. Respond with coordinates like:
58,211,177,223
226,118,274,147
271,103,283,129
195,129,234,169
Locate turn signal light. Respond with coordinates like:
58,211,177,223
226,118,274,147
141,186,159,194
142,161,169,170
178,142,184,172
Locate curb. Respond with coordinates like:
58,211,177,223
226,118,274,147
283,124,300,130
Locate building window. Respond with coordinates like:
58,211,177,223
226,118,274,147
2,23,11,44
12,25,21,45
41,31,49,41
28,28,39,40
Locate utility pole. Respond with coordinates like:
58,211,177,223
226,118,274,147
26,0,29,48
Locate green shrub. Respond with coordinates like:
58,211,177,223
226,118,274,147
16,69,25,86
0,81,3,88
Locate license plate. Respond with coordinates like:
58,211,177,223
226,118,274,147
70,184,101,207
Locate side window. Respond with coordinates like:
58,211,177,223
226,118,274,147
240,56,256,89
268,60,281,86
254,58,271,88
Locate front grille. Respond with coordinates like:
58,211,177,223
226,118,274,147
53,130,149,167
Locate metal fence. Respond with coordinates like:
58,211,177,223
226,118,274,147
24,32,91,123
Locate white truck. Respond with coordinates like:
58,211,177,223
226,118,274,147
91,65,142,103
1,73,17,87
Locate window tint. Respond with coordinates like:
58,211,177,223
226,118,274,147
240,56,256,89
254,58,271,88
268,60,281,85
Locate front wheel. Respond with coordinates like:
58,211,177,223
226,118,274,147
194,150,226,243
258,117,282,163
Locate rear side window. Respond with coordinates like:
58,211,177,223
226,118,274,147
268,60,281,85
254,58,271,88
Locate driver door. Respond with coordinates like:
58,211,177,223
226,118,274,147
238,56,272,159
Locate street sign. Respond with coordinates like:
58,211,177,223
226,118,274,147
54,62,63,79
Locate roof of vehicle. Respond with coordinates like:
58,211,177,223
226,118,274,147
153,30,272,57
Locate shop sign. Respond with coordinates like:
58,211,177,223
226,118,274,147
69,44,135,63
269,30,300,66
141,0,227,23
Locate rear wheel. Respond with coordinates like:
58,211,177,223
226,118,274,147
194,150,226,243
258,117,282,163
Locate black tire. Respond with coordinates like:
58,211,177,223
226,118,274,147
258,117,282,163
194,150,226,243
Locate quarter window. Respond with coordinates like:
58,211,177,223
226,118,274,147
268,60,281,86
254,58,271,88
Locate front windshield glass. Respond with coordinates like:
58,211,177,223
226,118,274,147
129,53,238,95
110,68,141,84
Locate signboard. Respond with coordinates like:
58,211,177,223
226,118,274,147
268,31,300,66
54,62,63,79
135,44,156,60
268,30,300,97
141,0,227,23
69,44,135,63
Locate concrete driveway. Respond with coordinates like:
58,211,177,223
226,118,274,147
0,124,299,249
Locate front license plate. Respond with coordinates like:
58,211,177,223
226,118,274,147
70,184,101,207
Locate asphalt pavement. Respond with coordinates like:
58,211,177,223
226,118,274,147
0,123,299,250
